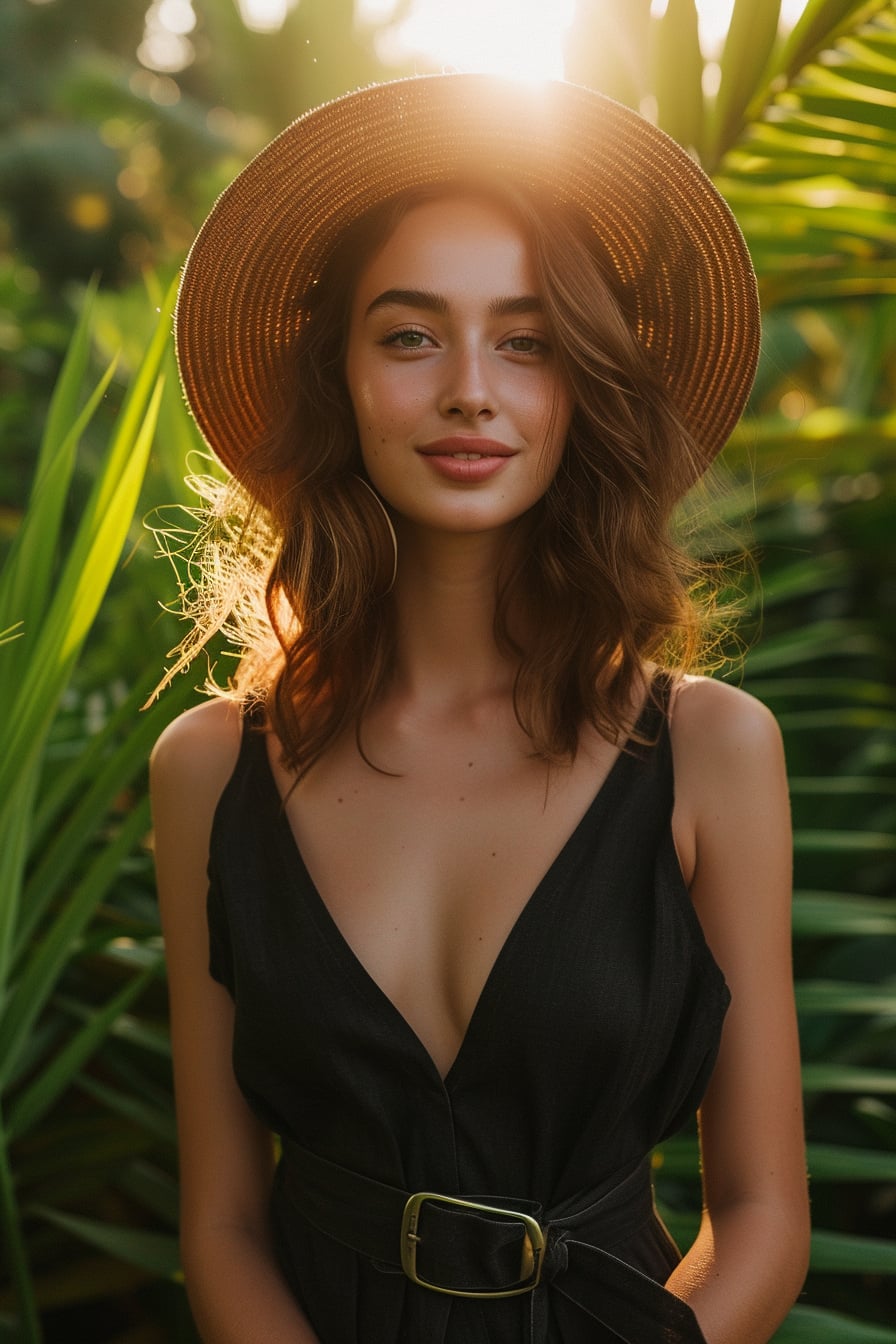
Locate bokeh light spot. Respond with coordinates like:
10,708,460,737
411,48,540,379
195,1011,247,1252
117,168,150,201
236,0,299,34
66,193,112,231
158,0,197,35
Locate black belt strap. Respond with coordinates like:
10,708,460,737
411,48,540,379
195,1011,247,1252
279,1139,708,1344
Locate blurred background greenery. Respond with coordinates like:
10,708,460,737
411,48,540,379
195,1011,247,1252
1,0,895,1340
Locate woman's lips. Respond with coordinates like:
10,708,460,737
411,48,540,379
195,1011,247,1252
417,438,516,482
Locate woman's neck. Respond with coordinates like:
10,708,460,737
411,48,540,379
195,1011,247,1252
387,524,522,708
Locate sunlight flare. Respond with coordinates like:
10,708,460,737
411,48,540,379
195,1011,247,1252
375,0,812,77
365,0,577,80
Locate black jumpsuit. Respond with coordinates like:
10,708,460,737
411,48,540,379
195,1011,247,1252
206,685,730,1342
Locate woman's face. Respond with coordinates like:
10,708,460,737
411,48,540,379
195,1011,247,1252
344,194,573,539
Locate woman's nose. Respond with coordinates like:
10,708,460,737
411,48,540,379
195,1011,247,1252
438,348,496,420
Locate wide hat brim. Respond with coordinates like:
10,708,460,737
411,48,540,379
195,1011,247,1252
175,73,760,480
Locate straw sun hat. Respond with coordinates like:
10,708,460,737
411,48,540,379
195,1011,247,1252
175,73,760,481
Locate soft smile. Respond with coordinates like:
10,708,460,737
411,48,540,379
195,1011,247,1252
418,437,517,459
415,440,517,483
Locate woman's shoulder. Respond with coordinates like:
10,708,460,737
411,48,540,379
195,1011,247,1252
669,673,781,745
666,675,789,889
669,673,782,757
668,674,786,806
150,698,245,805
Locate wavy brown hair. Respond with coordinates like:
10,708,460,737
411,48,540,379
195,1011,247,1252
207,181,732,775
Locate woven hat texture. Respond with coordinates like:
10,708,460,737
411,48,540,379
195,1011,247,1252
175,73,760,479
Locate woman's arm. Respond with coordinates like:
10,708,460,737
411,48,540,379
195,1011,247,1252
665,677,811,1344
151,700,320,1344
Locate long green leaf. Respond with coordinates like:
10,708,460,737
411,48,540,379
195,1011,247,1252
797,981,896,1014
802,1062,896,1093
793,827,896,854
32,665,185,841
0,288,175,1004
771,0,895,85
74,1075,178,1146
789,776,896,797
659,1137,896,1182
807,1142,896,1181
11,1117,157,1193
810,1227,896,1273
5,967,155,1141
0,357,120,645
0,799,150,1089
10,1251,149,1314
743,621,884,673
0,279,100,648
0,278,177,814
0,374,163,902
707,0,781,166
27,1205,181,1277
0,1101,42,1342
54,984,173,1059
649,0,704,151
774,1303,896,1343
0,765,40,1014
6,377,164,730
115,1162,180,1227
14,673,194,960
793,891,896,935
748,681,896,711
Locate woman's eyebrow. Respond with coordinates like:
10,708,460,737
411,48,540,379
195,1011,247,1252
364,288,446,317
490,295,544,317
364,289,544,318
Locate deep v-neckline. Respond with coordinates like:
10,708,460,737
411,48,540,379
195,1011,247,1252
257,700,657,1086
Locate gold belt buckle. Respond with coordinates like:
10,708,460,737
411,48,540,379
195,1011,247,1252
400,1191,545,1298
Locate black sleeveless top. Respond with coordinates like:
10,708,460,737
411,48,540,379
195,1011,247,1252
206,686,730,1342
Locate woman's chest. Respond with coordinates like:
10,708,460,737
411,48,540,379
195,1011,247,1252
270,729,626,1078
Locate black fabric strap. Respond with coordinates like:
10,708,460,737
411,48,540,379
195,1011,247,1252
279,1139,708,1344
282,1137,410,1264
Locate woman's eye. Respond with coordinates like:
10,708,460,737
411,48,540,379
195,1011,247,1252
504,335,543,354
383,329,431,349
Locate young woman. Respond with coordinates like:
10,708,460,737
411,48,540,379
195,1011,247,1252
151,74,810,1344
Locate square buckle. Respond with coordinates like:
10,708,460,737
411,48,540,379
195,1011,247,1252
400,1191,545,1298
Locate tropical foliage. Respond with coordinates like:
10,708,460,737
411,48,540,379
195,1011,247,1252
0,0,894,1339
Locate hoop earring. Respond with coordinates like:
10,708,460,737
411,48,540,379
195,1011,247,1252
353,475,398,594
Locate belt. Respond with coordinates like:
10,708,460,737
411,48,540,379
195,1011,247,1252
280,1139,707,1344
